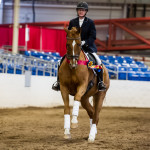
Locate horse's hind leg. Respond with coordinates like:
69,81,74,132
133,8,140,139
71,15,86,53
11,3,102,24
81,97,94,128
60,85,71,139
88,92,106,143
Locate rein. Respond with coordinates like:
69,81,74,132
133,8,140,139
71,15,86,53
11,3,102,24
66,50,89,66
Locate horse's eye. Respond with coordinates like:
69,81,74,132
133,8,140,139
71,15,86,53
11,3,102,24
78,44,81,46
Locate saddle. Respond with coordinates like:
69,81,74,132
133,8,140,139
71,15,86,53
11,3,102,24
84,52,97,65
83,51,102,73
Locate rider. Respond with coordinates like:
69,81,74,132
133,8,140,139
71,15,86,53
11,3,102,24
52,1,106,91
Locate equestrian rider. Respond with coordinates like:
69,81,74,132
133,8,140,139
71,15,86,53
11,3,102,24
52,1,106,91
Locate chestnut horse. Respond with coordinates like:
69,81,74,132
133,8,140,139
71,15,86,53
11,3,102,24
59,27,110,142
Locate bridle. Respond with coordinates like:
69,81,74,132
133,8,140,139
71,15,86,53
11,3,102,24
65,36,89,69
66,36,81,59
66,36,81,68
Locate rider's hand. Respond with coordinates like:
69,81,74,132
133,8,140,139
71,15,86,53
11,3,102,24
81,41,85,46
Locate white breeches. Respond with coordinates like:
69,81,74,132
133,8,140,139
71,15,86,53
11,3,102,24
92,53,102,65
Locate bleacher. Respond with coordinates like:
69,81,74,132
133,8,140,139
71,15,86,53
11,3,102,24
0,49,150,81
100,55,150,81
0,49,60,76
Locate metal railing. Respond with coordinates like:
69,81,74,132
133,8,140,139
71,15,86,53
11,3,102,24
0,49,150,81
0,50,59,76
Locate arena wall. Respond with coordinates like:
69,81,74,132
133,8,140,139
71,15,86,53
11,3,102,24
0,73,150,108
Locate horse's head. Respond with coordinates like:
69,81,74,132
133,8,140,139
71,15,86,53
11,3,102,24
65,27,81,69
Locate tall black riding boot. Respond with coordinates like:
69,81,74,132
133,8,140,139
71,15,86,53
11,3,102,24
97,69,106,91
52,65,60,91
52,55,66,91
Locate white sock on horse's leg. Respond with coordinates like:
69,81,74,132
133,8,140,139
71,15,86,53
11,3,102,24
64,114,70,134
90,119,97,134
71,101,80,123
88,124,97,141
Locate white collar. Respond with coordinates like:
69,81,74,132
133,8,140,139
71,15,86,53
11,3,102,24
79,18,85,22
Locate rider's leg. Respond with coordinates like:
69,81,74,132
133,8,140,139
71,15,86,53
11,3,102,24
52,55,66,91
92,53,106,91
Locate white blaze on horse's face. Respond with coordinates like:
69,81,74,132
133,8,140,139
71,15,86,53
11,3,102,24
72,40,76,56
72,40,77,68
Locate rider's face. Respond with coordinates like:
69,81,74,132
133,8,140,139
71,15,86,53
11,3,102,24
77,9,87,18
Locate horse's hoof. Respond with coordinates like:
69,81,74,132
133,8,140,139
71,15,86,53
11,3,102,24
64,134,71,139
88,136,95,143
71,123,78,129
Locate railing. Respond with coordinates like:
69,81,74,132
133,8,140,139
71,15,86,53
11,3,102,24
0,50,59,76
103,59,150,81
0,49,150,81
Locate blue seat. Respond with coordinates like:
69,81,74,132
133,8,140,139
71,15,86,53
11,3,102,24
127,68,134,72
45,72,50,76
124,56,133,61
129,63,138,68
118,66,127,71
7,64,14,74
99,55,108,61
118,72,127,80
38,70,43,76
128,72,139,81
24,51,31,56
51,52,60,57
132,67,139,72
118,67,127,80
31,66,37,75
44,56,51,61
0,63,3,73
116,56,124,63
16,65,23,74
31,51,38,57
136,61,144,66
117,59,124,64
107,65,117,71
108,56,116,62
121,63,130,67
145,71,150,81
140,67,148,72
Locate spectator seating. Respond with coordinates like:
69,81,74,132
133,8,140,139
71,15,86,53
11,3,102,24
100,55,150,81
0,50,150,81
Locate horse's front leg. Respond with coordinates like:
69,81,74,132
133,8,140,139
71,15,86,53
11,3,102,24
60,85,71,139
71,83,87,128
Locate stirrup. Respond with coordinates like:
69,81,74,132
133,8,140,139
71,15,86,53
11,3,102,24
98,81,106,91
52,81,60,91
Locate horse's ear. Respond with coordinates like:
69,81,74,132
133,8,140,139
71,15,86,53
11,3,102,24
64,27,69,34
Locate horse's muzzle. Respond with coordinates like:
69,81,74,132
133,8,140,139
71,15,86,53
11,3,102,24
69,59,78,69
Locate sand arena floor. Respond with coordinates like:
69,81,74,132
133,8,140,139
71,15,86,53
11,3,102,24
0,107,149,150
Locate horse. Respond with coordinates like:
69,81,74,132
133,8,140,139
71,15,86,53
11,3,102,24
58,27,110,142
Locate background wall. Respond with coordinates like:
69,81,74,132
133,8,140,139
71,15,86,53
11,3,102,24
0,73,150,108
2,4,123,24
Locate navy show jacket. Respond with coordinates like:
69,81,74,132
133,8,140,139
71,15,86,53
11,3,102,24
68,17,97,53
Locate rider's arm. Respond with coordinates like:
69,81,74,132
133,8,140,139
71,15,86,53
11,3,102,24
84,20,96,47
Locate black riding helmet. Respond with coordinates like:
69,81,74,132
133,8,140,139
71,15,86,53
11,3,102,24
76,1,88,11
